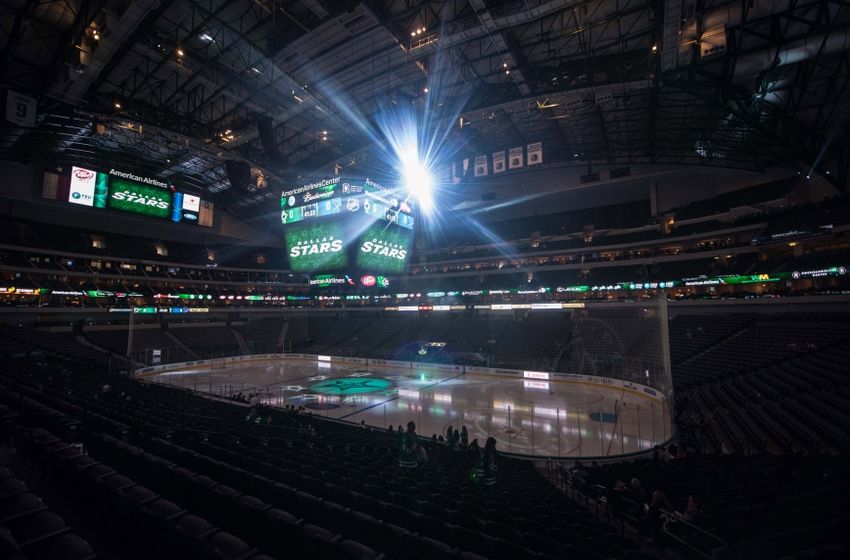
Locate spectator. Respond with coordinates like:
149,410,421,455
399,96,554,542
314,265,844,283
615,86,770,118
460,426,469,448
399,421,419,468
609,480,629,518
469,438,479,452
659,446,674,463
387,425,394,434
683,495,704,524
629,478,648,504
475,437,498,486
643,490,672,541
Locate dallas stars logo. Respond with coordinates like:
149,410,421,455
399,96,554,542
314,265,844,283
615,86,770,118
309,377,392,396
289,235,344,258
360,237,407,260
296,236,335,247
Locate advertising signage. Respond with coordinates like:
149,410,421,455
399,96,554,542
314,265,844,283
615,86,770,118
62,165,211,227
68,166,98,206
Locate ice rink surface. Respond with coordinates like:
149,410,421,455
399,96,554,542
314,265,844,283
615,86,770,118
152,359,671,458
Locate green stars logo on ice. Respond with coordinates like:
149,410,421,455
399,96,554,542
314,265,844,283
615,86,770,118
309,377,392,395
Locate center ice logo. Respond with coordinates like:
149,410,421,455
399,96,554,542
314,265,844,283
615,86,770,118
309,377,392,395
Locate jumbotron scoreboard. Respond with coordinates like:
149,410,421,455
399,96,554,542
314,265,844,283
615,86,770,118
55,165,214,227
281,177,415,282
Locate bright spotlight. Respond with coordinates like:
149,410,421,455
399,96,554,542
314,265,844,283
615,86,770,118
401,149,433,212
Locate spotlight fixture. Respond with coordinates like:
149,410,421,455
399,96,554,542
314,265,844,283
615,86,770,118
113,101,122,109
401,148,433,212
423,87,428,93
176,47,184,57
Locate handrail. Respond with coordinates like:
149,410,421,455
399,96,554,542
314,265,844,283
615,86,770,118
660,508,731,560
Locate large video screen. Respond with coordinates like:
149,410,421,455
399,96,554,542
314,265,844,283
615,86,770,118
284,220,349,273
356,221,412,274
59,166,212,227
281,177,414,279
107,176,172,219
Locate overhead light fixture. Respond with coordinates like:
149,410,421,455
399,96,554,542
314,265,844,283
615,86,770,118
199,32,214,43
176,47,184,57
113,101,122,109
651,44,658,53
536,99,561,109
423,87,428,93
251,66,261,73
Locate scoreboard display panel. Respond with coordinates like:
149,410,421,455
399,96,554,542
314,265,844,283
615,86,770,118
284,220,349,273
106,176,173,219
61,165,213,227
281,177,414,279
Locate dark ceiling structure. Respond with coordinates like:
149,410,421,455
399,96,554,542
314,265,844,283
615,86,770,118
1,0,849,220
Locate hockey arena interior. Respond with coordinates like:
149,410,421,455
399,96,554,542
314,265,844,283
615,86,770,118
1,1,850,559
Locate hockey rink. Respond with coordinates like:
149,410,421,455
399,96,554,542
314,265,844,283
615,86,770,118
151,358,671,458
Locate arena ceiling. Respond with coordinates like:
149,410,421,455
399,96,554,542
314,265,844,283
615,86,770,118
1,0,849,219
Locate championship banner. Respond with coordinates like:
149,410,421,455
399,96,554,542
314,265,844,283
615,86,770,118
451,159,470,184
509,146,524,169
493,150,506,173
474,155,488,177
527,142,543,166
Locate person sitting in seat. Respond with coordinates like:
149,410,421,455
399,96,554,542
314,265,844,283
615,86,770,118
472,437,498,486
399,421,419,468
683,495,704,524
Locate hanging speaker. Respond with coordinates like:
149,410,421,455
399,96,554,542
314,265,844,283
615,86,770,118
257,116,285,166
225,160,252,191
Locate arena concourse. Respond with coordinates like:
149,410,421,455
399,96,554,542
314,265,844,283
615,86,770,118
1,1,849,559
